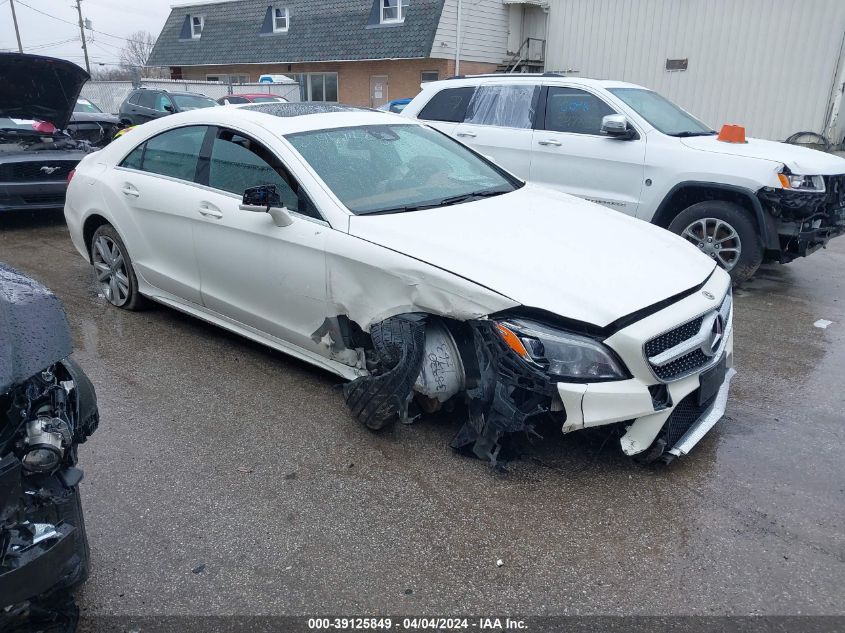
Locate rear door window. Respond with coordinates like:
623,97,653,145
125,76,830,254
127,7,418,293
464,85,540,129
136,91,156,109
417,87,476,123
542,87,616,135
138,126,207,182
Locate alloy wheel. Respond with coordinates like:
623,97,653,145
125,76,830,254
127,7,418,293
680,218,742,271
92,235,130,306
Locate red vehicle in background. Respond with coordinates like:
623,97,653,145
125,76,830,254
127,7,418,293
217,93,289,105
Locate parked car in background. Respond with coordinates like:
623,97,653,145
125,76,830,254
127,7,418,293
1,263,100,629
217,93,289,105
67,98,123,147
65,104,734,468
403,75,845,283
118,89,217,126
377,98,412,114
0,53,95,213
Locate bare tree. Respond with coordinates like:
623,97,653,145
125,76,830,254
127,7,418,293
119,30,168,79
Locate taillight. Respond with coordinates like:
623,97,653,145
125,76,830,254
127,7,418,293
67,169,76,184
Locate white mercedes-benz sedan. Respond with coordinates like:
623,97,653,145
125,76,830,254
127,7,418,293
65,103,735,468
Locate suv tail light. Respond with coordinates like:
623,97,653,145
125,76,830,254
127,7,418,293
67,169,76,184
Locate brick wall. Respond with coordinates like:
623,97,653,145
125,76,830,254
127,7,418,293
175,57,499,106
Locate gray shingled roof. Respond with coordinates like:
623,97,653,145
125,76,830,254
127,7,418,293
147,0,445,67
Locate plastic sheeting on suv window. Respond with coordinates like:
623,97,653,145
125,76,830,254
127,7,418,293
464,85,540,130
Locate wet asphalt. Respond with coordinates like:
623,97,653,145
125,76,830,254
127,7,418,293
0,210,843,618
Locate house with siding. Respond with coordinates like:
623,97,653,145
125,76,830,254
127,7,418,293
147,0,549,107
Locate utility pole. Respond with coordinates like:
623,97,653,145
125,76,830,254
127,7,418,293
74,0,91,73
9,0,23,53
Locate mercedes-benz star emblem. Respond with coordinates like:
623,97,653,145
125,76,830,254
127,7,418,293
701,313,724,357
40,166,61,175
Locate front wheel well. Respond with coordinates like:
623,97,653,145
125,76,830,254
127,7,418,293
82,214,111,262
653,185,761,232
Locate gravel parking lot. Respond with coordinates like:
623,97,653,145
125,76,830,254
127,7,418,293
1,210,843,619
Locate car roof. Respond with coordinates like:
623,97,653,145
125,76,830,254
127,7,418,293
230,93,286,98
142,102,412,135
133,88,213,97
424,74,645,91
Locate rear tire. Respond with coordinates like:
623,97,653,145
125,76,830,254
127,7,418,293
668,200,763,284
91,224,148,310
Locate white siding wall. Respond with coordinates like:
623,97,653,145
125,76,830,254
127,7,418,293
430,0,511,64
545,0,845,142
507,5,549,54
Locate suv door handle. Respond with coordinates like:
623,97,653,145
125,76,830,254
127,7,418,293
538,139,562,147
456,131,477,138
198,202,223,219
121,184,140,198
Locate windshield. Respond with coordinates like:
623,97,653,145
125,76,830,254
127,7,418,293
74,99,103,113
171,94,218,110
608,88,714,136
286,124,520,215
251,96,285,103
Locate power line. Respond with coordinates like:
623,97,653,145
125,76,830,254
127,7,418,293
14,0,152,45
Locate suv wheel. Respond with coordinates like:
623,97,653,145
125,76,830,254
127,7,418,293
91,225,147,310
668,200,763,284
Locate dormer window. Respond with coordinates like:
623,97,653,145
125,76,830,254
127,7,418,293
273,7,289,32
190,15,204,38
380,0,408,23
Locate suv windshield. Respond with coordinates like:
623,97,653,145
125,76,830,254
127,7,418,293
608,88,714,137
286,124,520,215
171,94,218,110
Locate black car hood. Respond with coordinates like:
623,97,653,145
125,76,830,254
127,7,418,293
0,263,72,395
0,53,90,130
70,111,120,124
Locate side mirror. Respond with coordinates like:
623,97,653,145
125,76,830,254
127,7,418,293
601,114,636,139
163,104,175,113
239,184,294,227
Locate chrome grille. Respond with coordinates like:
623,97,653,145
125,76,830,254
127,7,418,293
645,292,732,382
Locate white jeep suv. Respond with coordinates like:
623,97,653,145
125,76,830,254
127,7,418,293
402,75,845,283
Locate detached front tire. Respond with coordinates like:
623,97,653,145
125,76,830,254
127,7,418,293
91,224,147,310
668,200,763,284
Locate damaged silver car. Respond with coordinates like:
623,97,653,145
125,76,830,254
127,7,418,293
1,264,99,629
64,103,734,469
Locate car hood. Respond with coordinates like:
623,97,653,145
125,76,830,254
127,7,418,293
0,53,89,130
0,263,72,395
70,111,120,124
680,135,845,175
347,185,717,328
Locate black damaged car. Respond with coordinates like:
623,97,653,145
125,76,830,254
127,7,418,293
0,264,99,630
0,53,95,213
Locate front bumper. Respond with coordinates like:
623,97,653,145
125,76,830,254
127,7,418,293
554,271,735,458
0,180,68,212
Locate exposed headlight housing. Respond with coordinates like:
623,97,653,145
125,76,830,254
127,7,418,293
495,319,628,381
778,169,825,192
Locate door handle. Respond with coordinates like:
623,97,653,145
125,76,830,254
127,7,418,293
198,203,223,219
121,184,139,198
538,139,562,147
456,131,477,138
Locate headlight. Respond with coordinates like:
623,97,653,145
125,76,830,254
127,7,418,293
778,170,825,192
495,319,627,381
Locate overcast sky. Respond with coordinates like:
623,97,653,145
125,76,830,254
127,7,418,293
0,0,174,69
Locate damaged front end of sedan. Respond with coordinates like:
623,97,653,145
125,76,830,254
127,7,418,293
330,271,735,471
0,264,99,631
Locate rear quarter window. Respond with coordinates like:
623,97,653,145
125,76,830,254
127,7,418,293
417,87,476,123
